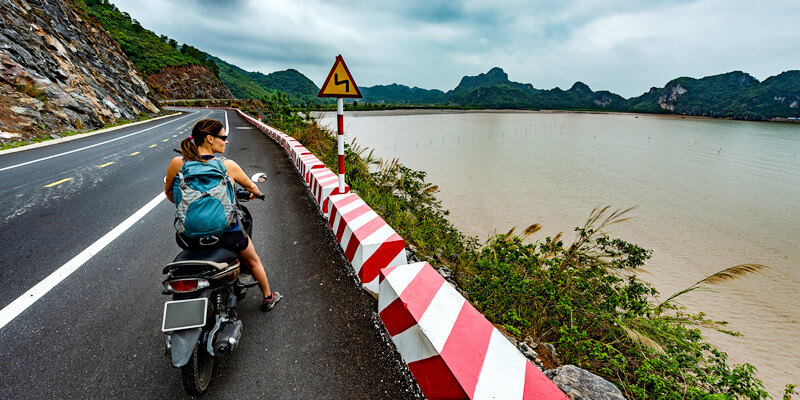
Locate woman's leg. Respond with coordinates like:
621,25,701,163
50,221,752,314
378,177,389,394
238,237,272,298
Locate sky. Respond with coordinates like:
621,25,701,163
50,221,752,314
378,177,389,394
111,0,800,98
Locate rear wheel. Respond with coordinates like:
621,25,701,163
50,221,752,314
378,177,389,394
181,343,214,395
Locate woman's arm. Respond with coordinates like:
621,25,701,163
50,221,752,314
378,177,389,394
223,159,263,198
164,157,184,203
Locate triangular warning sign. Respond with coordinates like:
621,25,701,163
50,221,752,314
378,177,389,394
318,55,362,98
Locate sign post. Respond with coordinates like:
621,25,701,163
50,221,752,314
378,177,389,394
318,55,361,192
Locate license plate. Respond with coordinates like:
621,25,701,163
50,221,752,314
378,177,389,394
162,298,208,332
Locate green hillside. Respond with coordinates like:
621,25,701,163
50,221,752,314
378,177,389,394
248,69,319,99
361,84,447,104
532,82,627,111
751,71,800,117
625,71,800,119
447,67,539,108
212,57,318,100
211,56,273,100
79,0,217,76
444,68,627,111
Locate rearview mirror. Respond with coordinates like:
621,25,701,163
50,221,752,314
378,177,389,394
250,172,267,183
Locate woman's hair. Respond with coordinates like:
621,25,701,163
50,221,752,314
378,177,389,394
177,119,224,161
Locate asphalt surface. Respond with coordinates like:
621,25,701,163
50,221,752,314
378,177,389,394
0,108,419,399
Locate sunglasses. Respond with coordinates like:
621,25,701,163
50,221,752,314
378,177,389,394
212,134,228,141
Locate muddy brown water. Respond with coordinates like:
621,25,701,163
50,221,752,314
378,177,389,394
316,110,800,396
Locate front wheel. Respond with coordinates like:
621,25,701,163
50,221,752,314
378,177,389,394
181,343,214,395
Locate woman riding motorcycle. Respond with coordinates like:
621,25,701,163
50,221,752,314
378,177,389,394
164,118,281,311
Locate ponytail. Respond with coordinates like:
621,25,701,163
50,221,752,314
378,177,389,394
174,119,224,162
178,137,202,161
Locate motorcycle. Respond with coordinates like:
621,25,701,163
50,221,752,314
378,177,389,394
160,173,266,395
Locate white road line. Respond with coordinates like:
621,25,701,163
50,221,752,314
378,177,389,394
0,112,184,157
224,109,229,134
0,192,166,330
0,113,193,173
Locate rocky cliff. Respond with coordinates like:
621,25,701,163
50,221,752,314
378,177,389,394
147,64,232,100
0,0,159,142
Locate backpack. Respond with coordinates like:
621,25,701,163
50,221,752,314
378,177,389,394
173,158,237,239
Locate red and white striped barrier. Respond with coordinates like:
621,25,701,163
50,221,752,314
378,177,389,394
232,110,568,399
273,130,288,144
297,153,326,185
327,193,407,294
309,167,350,216
283,138,300,152
379,263,568,400
290,144,310,166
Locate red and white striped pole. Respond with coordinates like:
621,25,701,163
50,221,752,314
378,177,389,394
337,97,345,192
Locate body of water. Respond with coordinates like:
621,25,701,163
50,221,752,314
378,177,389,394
316,110,800,395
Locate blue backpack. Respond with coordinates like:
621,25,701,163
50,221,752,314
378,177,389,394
173,158,237,239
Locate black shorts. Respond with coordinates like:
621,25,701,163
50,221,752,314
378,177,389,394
176,229,249,253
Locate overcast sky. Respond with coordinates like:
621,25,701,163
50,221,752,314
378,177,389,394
112,0,800,98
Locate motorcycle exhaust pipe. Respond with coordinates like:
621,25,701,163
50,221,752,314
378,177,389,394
213,319,242,356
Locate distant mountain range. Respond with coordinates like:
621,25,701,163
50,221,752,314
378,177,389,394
358,67,800,120
253,64,799,121
79,0,800,121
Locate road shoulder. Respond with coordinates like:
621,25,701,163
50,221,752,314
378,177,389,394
0,112,184,156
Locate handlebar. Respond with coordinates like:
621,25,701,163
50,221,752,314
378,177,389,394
235,187,264,201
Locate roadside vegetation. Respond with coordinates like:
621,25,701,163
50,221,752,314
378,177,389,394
165,97,795,399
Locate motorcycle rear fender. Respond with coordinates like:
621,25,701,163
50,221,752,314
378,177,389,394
170,327,203,368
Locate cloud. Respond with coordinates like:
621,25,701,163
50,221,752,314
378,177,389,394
111,0,800,97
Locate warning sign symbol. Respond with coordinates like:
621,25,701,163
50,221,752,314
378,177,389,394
318,55,362,98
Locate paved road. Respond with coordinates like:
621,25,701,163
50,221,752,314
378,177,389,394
0,108,418,399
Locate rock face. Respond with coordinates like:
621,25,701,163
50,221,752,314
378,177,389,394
545,365,626,400
148,64,232,100
0,0,159,140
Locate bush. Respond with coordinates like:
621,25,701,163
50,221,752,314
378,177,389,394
464,208,769,398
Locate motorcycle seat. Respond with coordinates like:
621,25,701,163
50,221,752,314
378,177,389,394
173,247,239,264
164,247,238,271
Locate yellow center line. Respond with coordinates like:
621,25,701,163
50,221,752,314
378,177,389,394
162,139,169,142
149,144,157,148
172,135,178,137
44,178,72,188
129,151,140,156
98,162,114,168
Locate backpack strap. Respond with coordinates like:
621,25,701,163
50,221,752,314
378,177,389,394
207,158,246,230
176,171,188,190
206,158,240,228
